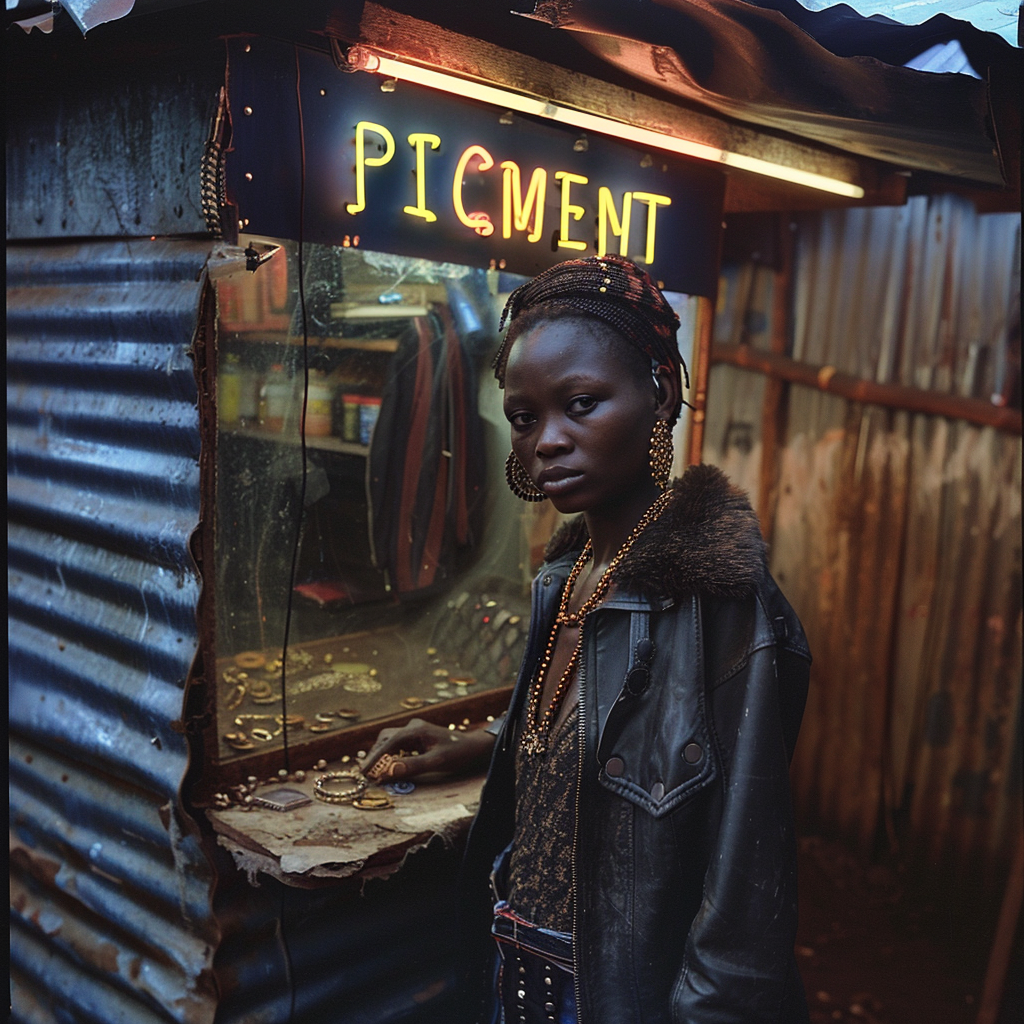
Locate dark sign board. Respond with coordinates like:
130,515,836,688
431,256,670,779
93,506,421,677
225,38,724,296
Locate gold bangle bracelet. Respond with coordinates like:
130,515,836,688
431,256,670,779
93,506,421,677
314,770,368,804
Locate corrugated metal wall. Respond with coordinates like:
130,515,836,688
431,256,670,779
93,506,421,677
704,195,1022,882
8,239,219,1024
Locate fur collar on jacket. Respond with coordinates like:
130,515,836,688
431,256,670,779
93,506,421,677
543,463,767,602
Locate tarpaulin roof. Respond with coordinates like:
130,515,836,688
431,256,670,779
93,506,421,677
515,0,1018,184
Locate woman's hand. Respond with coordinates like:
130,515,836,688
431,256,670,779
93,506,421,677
360,717,496,781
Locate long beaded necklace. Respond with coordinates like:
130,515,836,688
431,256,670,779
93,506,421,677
522,490,673,756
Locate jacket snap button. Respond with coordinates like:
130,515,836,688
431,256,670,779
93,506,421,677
683,743,703,764
542,575,553,586
605,756,625,777
651,781,665,801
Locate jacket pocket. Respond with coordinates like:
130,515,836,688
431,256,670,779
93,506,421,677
596,663,717,819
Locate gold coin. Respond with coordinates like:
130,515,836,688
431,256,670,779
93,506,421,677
235,651,267,670
352,795,392,810
308,722,332,733
343,677,382,694
248,681,273,698
401,696,425,709
449,675,476,686
426,647,437,655
227,739,256,750
336,708,361,720
252,693,283,705
432,668,449,677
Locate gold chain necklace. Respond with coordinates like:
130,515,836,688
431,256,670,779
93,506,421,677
522,490,672,756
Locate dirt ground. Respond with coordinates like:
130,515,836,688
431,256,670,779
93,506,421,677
796,836,1016,1024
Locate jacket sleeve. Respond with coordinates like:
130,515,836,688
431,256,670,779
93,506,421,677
671,636,810,1024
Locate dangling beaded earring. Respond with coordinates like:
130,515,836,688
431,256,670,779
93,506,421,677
505,451,548,502
649,418,673,490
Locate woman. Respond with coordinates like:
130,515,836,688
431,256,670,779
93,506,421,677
362,255,811,1024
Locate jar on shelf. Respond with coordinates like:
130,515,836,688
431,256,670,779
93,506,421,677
306,373,334,437
259,364,291,432
341,393,362,443
219,354,241,426
359,395,382,446
237,362,260,425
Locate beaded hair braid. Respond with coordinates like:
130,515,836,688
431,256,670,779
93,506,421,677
494,254,690,422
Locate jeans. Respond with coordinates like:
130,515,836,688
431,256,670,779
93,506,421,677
490,845,577,1024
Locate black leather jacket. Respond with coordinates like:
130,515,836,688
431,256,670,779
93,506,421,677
460,466,812,1023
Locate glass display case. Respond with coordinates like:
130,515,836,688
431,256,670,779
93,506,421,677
208,237,700,780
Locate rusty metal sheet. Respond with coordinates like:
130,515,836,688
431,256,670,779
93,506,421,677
704,196,1021,889
8,239,218,1024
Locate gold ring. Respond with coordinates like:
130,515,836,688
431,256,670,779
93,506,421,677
235,651,267,670
250,728,275,742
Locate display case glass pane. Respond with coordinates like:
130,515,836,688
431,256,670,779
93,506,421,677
212,239,699,763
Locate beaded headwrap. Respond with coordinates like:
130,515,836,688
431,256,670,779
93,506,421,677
494,254,689,422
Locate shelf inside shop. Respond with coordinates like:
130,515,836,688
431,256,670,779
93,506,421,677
225,333,400,353
222,424,370,457
330,303,429,320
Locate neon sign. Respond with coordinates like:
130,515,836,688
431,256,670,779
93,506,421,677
343,121,673,264
226,39,725,296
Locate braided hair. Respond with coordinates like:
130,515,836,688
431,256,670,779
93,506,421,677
494,254,689,423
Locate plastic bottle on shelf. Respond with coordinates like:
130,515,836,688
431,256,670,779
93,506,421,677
237,362,259,425
305,372,334,437
341,393,362,443
219,354,241,426
359,395,382,446
259,364,291,432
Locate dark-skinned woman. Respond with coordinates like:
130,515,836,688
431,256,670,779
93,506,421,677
361,255,811,1024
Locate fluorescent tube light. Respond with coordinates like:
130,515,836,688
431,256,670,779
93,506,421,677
345,49,865,200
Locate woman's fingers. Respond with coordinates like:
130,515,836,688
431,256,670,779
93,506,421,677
361,719,432,773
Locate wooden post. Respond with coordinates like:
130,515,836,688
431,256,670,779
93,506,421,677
687,295,715,466
757,218,794,543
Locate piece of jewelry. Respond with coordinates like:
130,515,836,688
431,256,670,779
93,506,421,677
250,728,275,742
248,680,273,699
505,450,548,502
365,753,401,781
224,683,246,710
234,650,267,670
343,676,382,694
313,769,368,804
523,489,673,756
649,417,673,490
352,793,393,810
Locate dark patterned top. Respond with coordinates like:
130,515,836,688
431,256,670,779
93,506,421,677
507,704,579,933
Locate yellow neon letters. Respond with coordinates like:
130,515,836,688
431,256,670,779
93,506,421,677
343,119,672,267
500,161,546,242
404,133,441,222
631,191,672,264
553,171,588,251
452,145,495,237
347,121,396,215
597,187,633,257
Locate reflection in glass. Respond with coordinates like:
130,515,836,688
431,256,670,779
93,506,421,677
213,241,699,762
